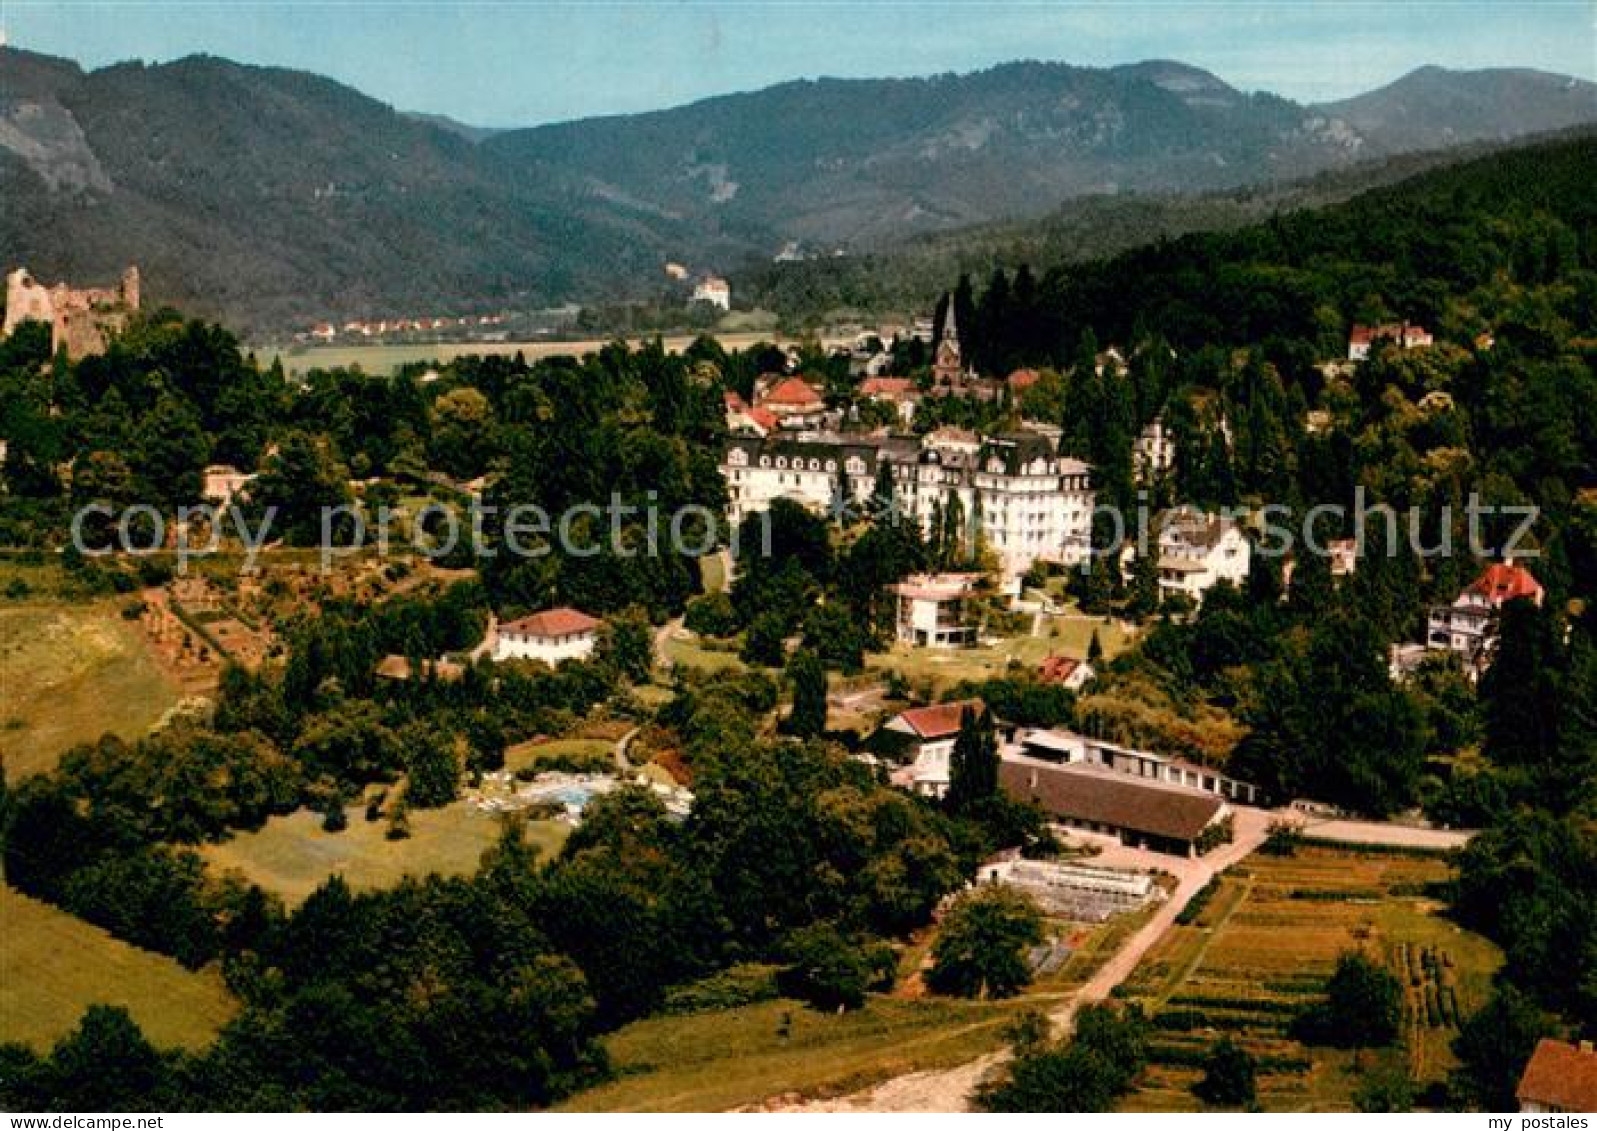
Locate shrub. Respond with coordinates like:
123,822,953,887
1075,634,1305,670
661,964,782,1015
1294,951,1403,1047
1194,1036,1257,1107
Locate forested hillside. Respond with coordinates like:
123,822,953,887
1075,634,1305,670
3,45,1592,331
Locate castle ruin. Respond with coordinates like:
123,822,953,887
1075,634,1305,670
3,265,140,359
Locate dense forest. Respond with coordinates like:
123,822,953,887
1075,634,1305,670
0,133,1594,1110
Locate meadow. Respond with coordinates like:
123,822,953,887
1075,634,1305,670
1116,847,1500,1112
868,614,1130,692
270,330,807,378
0,600,183,778
201,802,569,906
560,995,1016,1112
0,885,236,1051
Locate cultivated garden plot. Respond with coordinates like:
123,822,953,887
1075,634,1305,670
1116,848,1500,1112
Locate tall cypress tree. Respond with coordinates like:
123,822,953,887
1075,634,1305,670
787,649,829,738
947,707,999,815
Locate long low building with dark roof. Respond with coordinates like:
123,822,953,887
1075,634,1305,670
1000,753,1233,857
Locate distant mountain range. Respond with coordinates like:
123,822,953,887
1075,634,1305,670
2,48,1593,331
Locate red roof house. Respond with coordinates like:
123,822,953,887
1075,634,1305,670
1465,562,1545,607
1517,1039,1597,1113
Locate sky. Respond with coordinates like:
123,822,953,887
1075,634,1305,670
4,1,1594,127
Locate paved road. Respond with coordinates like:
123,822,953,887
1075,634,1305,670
1297,816,1473,851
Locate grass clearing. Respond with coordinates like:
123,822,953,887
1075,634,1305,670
0,885,236,1052
201,802,568,905
868,616,1130,692
0,601,183,778
660,632,747,674
272,331,809,378
1117,848,1500,1112
559,996,1018,1112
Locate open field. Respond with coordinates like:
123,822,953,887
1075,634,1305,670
659,630,748,674
270,330,823,378
0,601,183,778
1116,847,1500,1112
868,616,1131,691
201,802,568,905
0,885,236,1051
559,996,1020,1112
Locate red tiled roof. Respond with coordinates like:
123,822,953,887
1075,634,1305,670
860,377,915,397
1517,1039,1597,1112
749,406,779,431
1466,562,1544,606
1001,757,1225,843
1038,655,1081,684
1008,368,1041,391
894,698,986,739
759,376,824,407
1350,322,1430,345
500,607,601,639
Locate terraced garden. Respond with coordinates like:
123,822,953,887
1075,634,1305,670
1116,847,1500,1112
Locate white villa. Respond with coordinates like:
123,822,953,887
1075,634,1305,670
1426,561,1544,674
1132,508,1251,604
891,572,982,648
691,276,731,310
492,607,601,665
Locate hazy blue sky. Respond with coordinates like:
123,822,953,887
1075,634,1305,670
6,1,1593,126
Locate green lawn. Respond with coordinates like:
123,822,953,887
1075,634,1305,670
559,996,1018,1112
698,551,729,595
660,631,748,674
0,602,183,778
868,616,1130,692
201,802,569,905
0,885,236,1051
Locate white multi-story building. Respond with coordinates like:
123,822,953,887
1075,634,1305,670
1129,508,1251,604
720,430,1095,581
1134,415,1175,484
891,572,982,647
1426,561,1544,675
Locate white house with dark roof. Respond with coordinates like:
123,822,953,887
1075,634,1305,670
1129,507,1250,604
1011,727,1261,805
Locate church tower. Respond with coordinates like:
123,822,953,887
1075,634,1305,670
932,295,963,387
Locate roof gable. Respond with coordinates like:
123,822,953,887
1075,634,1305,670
894,697,986,739
1518,1039,1597,1112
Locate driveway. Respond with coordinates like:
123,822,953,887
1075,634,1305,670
1296,816,1473,852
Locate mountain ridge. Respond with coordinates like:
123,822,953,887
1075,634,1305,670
2,47,1593,330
